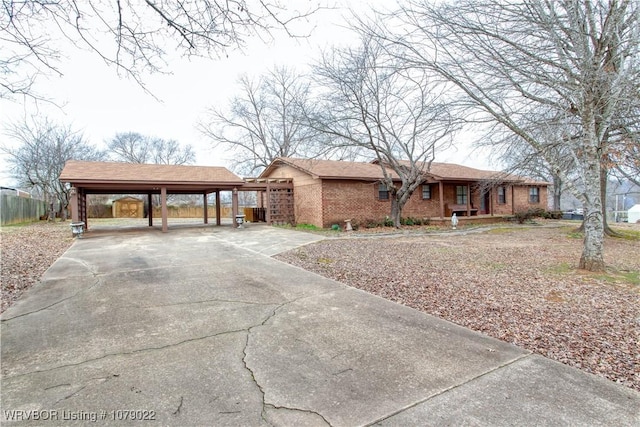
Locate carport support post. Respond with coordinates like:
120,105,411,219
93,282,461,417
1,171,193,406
148,193,153,227
70,187,79,223
232,187,239,228
161,187,168,232
203,192,208,224
215,191,221,226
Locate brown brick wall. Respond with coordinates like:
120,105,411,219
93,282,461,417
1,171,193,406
266,165,323,226
321,180,389,227
513,185,548,212
263,163,548,227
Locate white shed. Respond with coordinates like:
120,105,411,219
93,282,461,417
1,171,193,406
628,204,640,224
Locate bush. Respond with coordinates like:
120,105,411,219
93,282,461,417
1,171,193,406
364,219,381,228
383,216,394,227
295,223,321,231
331,224,341,231
514,208,550,224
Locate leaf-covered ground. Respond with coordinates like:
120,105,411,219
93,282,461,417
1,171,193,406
275,222,640,391
1,221,74,313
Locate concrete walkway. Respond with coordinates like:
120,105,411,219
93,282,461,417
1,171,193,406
2,224,638,426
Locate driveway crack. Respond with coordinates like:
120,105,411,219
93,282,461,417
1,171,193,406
3,329,248,380
1,278,102,322
241,301,333,426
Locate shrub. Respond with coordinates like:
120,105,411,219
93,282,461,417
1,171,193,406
364,219,380,228
514,208,550,224
331,224,341,231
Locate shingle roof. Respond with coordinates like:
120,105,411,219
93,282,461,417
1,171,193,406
261,157,399,180
60,161,244,185
262,157,532,183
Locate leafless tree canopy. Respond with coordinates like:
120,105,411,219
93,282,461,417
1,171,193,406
199,66,329,175
107,131,195,165
371,0,640,270
312,32,458,227
2,118,107,218
1,0,322,98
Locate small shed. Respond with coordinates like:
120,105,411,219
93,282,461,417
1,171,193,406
628,204,640,224
112,196,144,218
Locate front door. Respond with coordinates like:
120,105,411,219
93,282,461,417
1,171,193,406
480,191,491,215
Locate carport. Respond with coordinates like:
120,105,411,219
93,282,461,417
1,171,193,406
59,161,293,232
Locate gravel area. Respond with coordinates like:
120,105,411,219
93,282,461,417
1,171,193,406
1,221,74,313
275,222,640,391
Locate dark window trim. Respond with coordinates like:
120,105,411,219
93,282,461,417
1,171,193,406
456,185,468,205
422,184,431,200
529,187,540,204
497,186,507,204
378,183,389,200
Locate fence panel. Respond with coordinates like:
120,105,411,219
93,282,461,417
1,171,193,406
1,194,47,226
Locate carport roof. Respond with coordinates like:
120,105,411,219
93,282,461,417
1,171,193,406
60,161,245,193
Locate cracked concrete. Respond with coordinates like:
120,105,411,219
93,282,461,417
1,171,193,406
2,224,639,426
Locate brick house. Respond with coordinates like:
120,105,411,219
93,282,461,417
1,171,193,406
260,157,549,228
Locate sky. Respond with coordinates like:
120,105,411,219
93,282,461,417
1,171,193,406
0,1,491,187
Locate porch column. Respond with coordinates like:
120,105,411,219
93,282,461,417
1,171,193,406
467,184,471,216
148,193,153,227
266,182,272,224
438,181,445,219
215,191,221,226
203,192,208,224
69,187,79,222
232,188,239,228
161,187,168,233
490,188,494,216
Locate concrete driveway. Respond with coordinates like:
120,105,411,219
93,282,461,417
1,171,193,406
2,224,638,426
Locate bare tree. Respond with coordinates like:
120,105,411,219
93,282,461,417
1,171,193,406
488,130,577,211
199,66,328,174
108,132,195,165
377,0,640,271
1,1,322,99
2,117,107,219
312,33,457,228
607,101,640,187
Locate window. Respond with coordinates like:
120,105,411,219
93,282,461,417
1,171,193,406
456,185,467,204
378,183,389,200
529,187,540,203
422,184,431,200
497,186,506,204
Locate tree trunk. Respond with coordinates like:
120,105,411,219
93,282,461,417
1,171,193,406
579,208,606,272
552,174,562,211
578,144,606,272
600,165,623,237
390,197,402,228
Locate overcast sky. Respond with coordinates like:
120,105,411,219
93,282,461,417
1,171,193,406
0,1,490,187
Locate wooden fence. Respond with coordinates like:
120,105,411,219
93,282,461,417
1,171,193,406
151,206,234,218
1,194,47,226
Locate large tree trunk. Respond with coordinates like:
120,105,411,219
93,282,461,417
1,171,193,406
552,174,562,211
390,197,402,228
578,144,606,272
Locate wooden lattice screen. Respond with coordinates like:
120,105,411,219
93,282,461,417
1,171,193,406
268,187,295,225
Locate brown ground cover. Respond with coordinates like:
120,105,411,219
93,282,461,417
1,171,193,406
1,221,74,313
275,221,640,391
